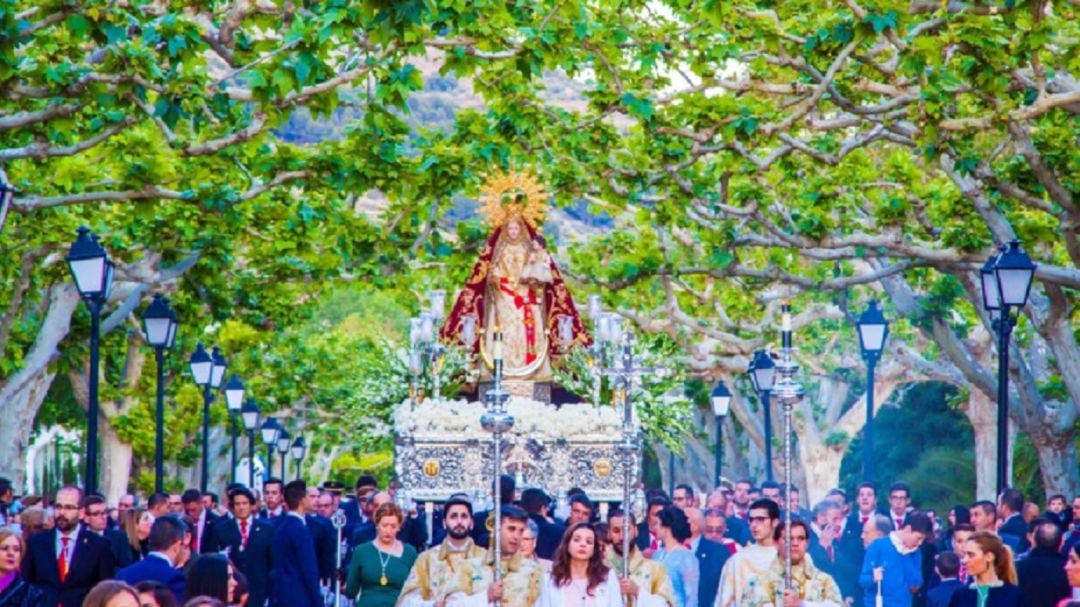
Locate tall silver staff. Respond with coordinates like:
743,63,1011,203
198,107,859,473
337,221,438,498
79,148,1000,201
598,327,664,586
480,331,512,589
330,509,347,607
771,304,805,590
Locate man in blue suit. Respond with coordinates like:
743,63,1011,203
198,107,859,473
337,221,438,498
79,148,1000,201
116,515,187,603
926,551,965,607
203,487,274,607
269,480,322,607
686,507,730,607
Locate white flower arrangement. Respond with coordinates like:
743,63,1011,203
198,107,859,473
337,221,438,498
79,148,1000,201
393,397,634,440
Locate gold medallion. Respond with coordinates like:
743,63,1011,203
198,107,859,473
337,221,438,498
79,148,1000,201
593,458,613,478
422,459,441,477
380,574,388,586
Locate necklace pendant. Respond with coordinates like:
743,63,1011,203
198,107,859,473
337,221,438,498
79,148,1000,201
380,574,388,586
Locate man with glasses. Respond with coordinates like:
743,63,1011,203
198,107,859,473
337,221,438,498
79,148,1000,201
82,494,134,567
715,498,781,607
21,486,115,607
887,483,912,530
167,493,184,514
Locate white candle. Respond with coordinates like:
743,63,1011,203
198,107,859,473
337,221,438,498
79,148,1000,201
588,294,601,321
409,318,421,346
782,309,791,332
461,315,476,345
429,289,446,321
558,315,573,343
493,331,504,362
420,314,434,343
598,315,612,343
609,315,623,344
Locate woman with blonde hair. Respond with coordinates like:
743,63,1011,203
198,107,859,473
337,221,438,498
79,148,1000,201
344,502,418,606
949,531,1020,607
0,528,45,606
121,508,154,561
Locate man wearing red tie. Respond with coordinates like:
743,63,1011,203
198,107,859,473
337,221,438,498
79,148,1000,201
203,487,274,607
887,482,912,530
20,487,115,607
847,483,881,532
182,488,219,555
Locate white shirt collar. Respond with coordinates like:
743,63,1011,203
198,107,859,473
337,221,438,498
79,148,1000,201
287,511,306,524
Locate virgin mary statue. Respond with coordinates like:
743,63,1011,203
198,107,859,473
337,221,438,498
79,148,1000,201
439,170,590,394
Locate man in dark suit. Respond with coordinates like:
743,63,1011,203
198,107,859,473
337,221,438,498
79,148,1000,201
81,494,135,568
305,511,337,588
1015,520,1070,607
203,487,274,607
686,507,729,607
116,515,187,602
340,474,377,538
997,487,1030,553
636,497,670,554
808,500,861,605
926,551,965,607
260,478,286,520
181,488,219,554
520,488,566,560
470,474,515,549
704,488,750,545
21,487,115,607
269,480,322,607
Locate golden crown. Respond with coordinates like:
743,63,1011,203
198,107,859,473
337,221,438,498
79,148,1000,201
477,169,548,230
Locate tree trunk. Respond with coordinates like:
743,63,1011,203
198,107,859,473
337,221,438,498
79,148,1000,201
963,390,999,500
0,284,79,490
99,418,133,503
1034,435,1080,499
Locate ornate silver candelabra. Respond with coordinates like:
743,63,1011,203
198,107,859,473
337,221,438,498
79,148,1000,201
598,330,665,580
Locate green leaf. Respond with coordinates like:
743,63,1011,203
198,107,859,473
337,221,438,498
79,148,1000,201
863,10,898,35
272,68,297,97
66,14,92,39
620,92,654,121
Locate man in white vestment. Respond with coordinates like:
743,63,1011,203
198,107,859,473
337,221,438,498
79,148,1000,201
397,498,486,607
715,499,781,607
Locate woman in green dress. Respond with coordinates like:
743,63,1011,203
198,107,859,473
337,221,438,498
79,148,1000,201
345,502,419,606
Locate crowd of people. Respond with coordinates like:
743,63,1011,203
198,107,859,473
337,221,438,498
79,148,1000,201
0,473,1078,607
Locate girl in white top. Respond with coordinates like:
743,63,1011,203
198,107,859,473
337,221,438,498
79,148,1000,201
540,522,625,607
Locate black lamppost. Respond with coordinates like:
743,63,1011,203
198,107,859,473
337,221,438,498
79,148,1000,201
856,300,889,484
142,294,179,493
980,240,1036,495
290,436,307,480
276,429,291,479
241,400,261,486
259,417,281,482
710,380,732,487
66,227,114,496
748,349,777,481
224,375,246,483
190,344,227,492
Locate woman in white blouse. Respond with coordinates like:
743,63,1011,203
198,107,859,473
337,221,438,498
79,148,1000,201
540,522,624,607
